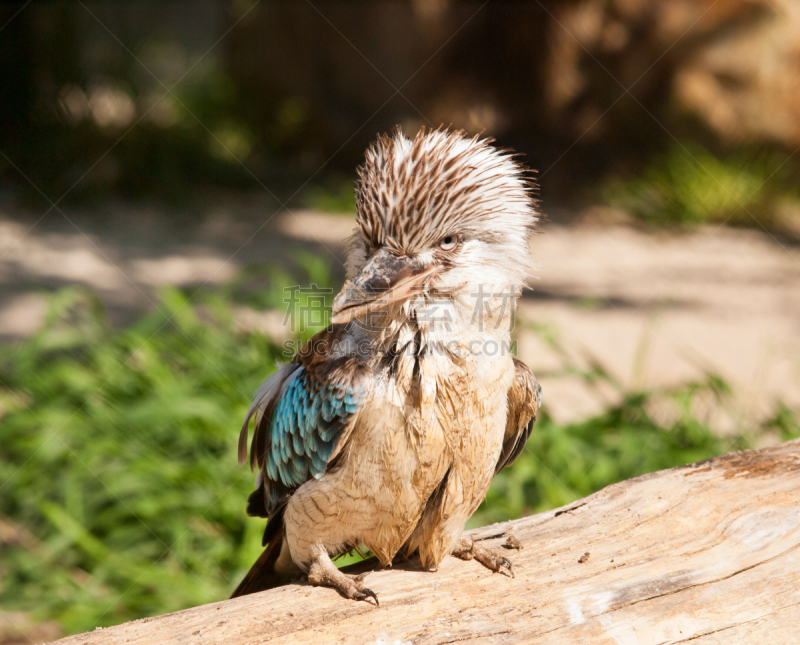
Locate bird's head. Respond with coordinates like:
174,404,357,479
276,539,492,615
331,128,538,329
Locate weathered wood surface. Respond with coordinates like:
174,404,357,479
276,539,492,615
54,440,800,645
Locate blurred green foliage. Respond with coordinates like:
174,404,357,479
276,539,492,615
0,288,275,633
303,180,358,214
0,273,796,637
604,144,800,234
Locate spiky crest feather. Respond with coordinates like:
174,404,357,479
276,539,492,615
347,127,538,290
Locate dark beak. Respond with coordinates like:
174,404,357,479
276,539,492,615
331,248,440,324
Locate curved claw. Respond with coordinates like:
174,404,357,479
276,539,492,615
496,556,514,578
453,537,517,578
357,587,379,606
308,554,379,606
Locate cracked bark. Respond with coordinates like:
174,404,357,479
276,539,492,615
52,440,800,645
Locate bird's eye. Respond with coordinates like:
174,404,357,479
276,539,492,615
439,235,458,251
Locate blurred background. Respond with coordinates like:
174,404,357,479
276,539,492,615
1,0,800,640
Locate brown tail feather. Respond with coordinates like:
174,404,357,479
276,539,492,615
231,532,293,598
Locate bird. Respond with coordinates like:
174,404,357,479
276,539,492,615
232,127,541,604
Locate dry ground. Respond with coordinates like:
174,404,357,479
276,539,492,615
1,197,799,428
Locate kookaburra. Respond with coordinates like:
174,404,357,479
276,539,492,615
233,128,541,603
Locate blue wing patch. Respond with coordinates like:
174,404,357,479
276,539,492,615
239,329,371,521
266,367,364,488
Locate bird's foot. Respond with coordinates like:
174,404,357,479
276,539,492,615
308,552,379,605
452,536,515,578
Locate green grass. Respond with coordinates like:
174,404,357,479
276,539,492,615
0,289,275,633
603,144,800,233
0,278,796,637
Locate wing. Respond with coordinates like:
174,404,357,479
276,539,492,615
238,325,372,523
495,358,541,473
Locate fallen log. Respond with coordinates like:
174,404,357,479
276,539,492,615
53,439,800,644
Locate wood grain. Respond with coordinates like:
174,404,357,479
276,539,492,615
53,440,800,644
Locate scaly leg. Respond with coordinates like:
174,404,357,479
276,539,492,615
307,551,379,605
452,536,515,578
